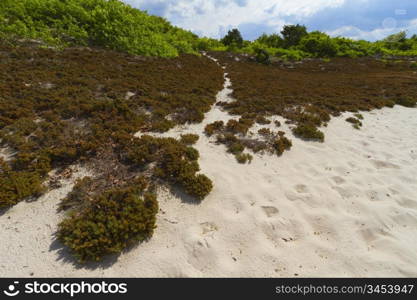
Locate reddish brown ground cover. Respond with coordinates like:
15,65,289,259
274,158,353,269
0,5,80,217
211,52,417,141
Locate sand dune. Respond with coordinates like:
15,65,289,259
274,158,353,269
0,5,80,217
1,60,417,277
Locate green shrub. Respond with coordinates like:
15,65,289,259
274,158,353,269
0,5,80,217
182,174,213,200
272,135,293,156
204,121,224,136
57,186,158,262
235,153,253,164
354,113,364,120
299,32,338,57
396,97,416,108
255,49,271,65
127,136,212,201
258,128,272,136
0,159,45,209
255,115,271,125
180,134,199,145
293,124,324,142
0,0,202,57
346,117,363,129
227,142,245,155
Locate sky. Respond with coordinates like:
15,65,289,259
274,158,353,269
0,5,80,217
122,0,417,41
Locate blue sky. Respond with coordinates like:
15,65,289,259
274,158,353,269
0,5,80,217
123,0,417,41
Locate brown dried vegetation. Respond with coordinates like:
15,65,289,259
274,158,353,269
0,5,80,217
209,52,417,140
0,42,223,261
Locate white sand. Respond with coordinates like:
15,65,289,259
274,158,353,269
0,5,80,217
1,60,417,277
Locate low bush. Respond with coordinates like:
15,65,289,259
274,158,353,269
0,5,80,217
204,121,224,136
255,115,271,125
272,134,293,156
235,153,253,164
127,135,213,201
0,159,45,209
180,134,200,145
57,185,158,262
396,97,416,108
354,113,364,120
346,117,363,129
182,174,213,200
293,124,324,142
258,128,272,137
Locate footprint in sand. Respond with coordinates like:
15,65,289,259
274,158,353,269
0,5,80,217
332,176,346,185
371,160,400,170
200,222,218,235
262,206,279,217
295,184,309,194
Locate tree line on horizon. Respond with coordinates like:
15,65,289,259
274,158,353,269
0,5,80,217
1,0,417,59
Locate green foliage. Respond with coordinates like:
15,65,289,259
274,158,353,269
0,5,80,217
256,33,284,48
346,117,363,129
0,159,45,209
396,97,416,108
255,49,271,65
281,24,308,48
57,185,158,262
221,28,244,48
0,0,202,57
204,121,224,136
299,32,338,57
293,124,324,142
180,134,200,145
235,153,253,164
127,135,212,200
354,113,364,120
272,133,293,156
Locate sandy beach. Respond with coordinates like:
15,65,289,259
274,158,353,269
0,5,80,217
1,60,417,278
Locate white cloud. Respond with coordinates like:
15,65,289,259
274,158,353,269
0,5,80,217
328,18,417,40
125,0,346,38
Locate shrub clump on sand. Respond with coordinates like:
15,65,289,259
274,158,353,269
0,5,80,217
57,185,158,262
204,121,225,136
180,134,200,145
0,159,45,209
126,135,213,200
293,124,324,142
255,115,271,125
235,153,253,164
396,97,416,108
272,133,293,156
346,117,363,129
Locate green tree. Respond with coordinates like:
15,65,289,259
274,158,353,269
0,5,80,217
281,24,308,48
221,28,244,48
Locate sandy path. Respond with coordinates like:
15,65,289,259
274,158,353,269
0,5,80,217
1,57,416,277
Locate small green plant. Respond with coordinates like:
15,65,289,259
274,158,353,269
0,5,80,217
235,153,253,164
354,113,364,120
346,117,363,129
293,124,324,142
